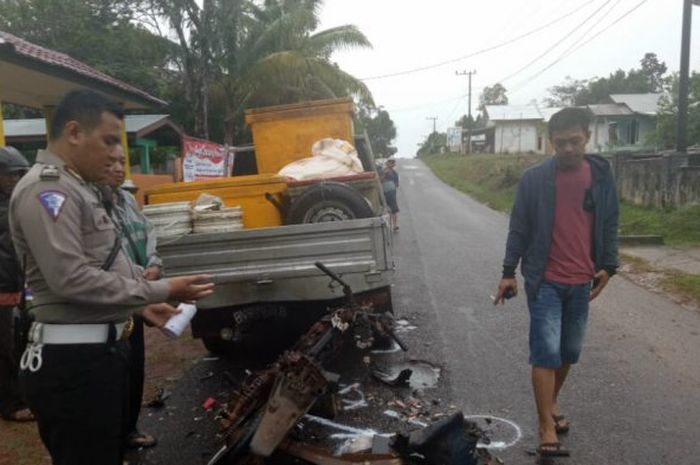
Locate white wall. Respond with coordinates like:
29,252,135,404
494,122,541,153
589,120,610,153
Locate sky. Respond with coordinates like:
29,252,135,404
318,0,700,158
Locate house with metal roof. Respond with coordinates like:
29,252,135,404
587,93,662,152
0,30,167,175
4,115,182,173
483,103,560,154
483,93,663,154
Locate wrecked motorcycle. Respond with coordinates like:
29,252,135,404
209,262,407,464
209,262,496,465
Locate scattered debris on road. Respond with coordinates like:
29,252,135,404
146,388,172,409
202,263,500,465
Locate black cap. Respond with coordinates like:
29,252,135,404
0,146,29,174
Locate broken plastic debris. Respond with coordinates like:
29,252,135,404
372,368,412,387
203,397,217,411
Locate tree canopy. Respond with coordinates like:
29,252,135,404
0,0,374,145
545,52,668,107
478,83,508,111
654,72,700,149
356,105,397,157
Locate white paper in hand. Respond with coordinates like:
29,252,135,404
162,303,197,338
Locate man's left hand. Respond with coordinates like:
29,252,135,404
142,303,180,328
590,270,610,301
143,266,162,281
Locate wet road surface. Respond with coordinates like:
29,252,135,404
137,158,700,465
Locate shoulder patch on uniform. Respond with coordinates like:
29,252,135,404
38,191,68,221
39,165,60,180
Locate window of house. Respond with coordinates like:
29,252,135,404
630,119,639,145
608,122,618,146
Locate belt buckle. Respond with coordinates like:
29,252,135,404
120,317,135,341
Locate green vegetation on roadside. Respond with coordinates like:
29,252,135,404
662,272,700,303
622,253,700,305
423,153,700,246
618,203,700,246
423,153,547,212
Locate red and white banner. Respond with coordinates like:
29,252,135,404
181,136,232,182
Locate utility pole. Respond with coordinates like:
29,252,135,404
456,69,477,153
677,0,695,153
426,116,438,134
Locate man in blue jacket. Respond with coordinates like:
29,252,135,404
494,107,619,457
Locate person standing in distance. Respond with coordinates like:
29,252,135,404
382,158,400,232
9,89,214,465
0,146,34,423
101,145,161,449
493,107,619,458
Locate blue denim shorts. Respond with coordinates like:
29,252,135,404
527,280,591,368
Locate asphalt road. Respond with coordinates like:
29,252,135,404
136,158,700,465
392,158,700,465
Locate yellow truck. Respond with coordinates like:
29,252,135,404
145,98,394,354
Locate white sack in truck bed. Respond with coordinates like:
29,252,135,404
278,138,363,181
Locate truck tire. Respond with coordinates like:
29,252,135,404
287,182,374,224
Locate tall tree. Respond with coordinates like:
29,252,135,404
147,0,373,143
454,113,485,130
0,0,173,96
545,77,589,106
640,52,668,93
416,131,446,158
654,72,700,149
478,83,508,111
356,106,397,157
219,0,373,143
546,52,668,107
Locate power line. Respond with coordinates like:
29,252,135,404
510,0,650,93
359,0,597,81
386,91,479,114
542,0,624,71
495,0,616,85
385,0,649,123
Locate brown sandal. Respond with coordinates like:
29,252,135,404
126,431,157,449
553,414,570,434
537,442,570,457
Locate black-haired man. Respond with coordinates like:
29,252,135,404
0,146,33,423
10,89,214,465
494,107,619,458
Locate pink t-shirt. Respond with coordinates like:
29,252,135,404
544,160,595,284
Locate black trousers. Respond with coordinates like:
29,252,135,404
127,315,145,434
20,340,131,465
0,305,25,418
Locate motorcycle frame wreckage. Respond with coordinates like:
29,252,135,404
208,262,497,465
209,262,408,464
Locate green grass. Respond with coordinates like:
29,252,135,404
423,153,546,212
621,253,700,305
662,272,700,302
422,153,700,246
619,203,700,246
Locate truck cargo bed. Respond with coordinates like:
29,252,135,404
158,217,393,309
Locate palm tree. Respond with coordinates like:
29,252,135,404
149,0,372,143
219,0,374,143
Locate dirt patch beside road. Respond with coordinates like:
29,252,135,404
620,254,700,312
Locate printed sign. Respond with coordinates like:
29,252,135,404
181,136,231,182
446,127,463,151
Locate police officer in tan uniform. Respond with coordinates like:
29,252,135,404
9,89,214,465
